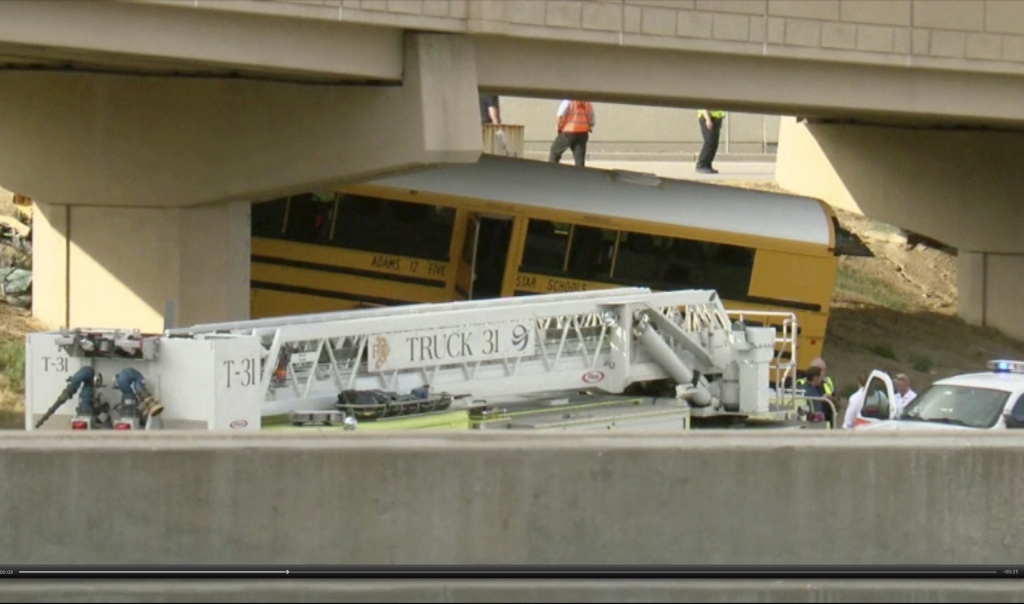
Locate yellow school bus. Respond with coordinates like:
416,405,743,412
251,155,868,369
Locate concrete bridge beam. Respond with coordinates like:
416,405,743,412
0,32,481,208
775,117,1024,340
5,32,482,331
0,0,405,83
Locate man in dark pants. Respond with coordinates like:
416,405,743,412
549,99,596,167
696,109,726,174
479,94,501,124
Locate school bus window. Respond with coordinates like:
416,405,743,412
252,197,289,239
609,231,755,299
567,226,616,281
613,232,665,283
661,238,705,288
401,202,455,260
283,192,335,244
708,242,756,299
333,194,455,261
664,238,755,299
522,219,570,274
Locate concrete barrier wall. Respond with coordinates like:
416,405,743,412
2,431,1024,566
2,579,1023,603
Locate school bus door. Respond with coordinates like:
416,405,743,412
456,213,515,300
455,215,480,300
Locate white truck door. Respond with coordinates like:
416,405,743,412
856,370,896,427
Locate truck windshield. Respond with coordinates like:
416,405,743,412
900,385,1009,429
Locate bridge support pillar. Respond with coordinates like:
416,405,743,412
776,117,1024,341
33,200,250,332
957,251,1024,337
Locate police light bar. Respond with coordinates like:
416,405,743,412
988,360,1024,374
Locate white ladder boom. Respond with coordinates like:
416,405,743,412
168,288,792,418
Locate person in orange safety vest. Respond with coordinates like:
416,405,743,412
548,100,596,167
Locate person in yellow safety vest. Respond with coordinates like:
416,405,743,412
796,366,835,428
549,100,596,167
798,357,835,396
696,110,727,175
796,358,838,427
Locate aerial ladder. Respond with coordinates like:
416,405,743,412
25,287,805,431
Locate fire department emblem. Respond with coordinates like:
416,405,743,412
371,335,390,371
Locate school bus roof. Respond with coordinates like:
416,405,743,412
365,155,832,247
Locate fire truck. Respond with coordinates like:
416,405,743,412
26,287,828,432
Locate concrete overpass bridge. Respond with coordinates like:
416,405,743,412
1,0,1023,337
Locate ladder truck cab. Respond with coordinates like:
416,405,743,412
26,288,815,432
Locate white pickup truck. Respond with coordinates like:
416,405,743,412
853,360,1024,431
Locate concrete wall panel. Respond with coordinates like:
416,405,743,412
32,200,252,331
840,0,911,27
29,202,69,329
3,579,1024,603
67,206,183,331
957,251,986,327
2,432,1024,566
983,254,1024,341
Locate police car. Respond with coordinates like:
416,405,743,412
854,360,1024,431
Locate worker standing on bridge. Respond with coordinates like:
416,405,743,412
696,109,726,174
549,99,596,167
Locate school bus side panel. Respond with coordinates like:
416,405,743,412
512,273,617,295
252,262,453,303
252,289,366,318
252,238,456,286
749,250,838,314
